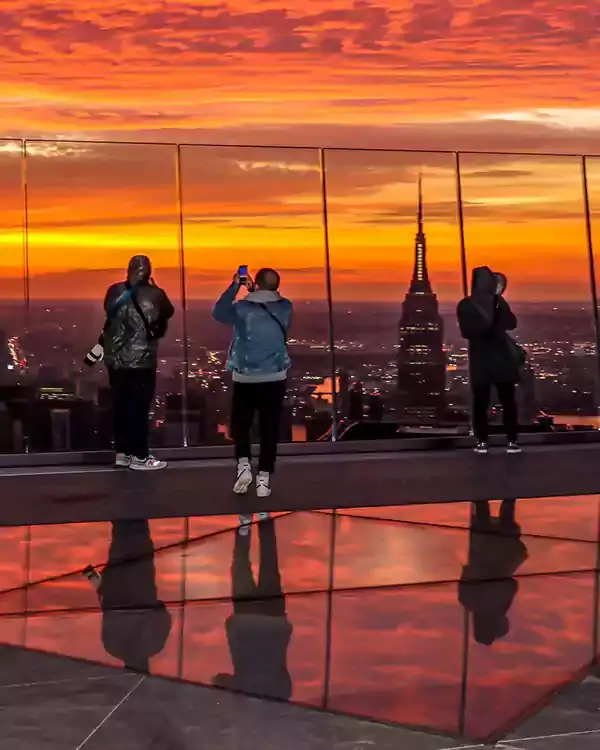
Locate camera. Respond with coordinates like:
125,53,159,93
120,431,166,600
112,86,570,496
84,342,104,367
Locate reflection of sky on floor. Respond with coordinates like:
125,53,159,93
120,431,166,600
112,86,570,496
0,495,599,741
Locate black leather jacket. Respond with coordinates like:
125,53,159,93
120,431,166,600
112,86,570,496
103,281,174,370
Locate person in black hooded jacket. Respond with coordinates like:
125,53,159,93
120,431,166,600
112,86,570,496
103,255,174,471
457,266,521,454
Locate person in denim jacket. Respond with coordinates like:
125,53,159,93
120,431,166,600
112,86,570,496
213,268,293,504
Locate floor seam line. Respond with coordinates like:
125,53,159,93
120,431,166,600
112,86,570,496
0,673,137,690
74,674,146,749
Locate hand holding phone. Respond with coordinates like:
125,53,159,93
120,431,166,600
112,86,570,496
238,265,249,286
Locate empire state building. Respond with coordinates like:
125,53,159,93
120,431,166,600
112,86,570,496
397,178,446,423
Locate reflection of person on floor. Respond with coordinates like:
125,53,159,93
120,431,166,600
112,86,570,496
213,520,293,700
458,500,528,646
87,520,172,673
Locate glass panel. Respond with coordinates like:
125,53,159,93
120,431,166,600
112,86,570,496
587,155,600,411
460,154,598,431
185,512,331,602
23,519,187,614
0,526,28,593
23,141,184,453
333,509,595,591
464,572,595,739
21,606,181,675
342,494,600,541
0,139,27,453
324,151,465,439
328,585,463,734
179,146,331,445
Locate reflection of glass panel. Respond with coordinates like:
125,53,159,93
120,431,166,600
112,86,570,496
460,155,598,430
465,572,595,739
22,518,187,613
23,141,184,452
185,512,331,601
0,140,27,453
328,585,463,734
324,151,465,439
21,606,180,676
332,509,594,590
345,495,600,542
179,146,330,445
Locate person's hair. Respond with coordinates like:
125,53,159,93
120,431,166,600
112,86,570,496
255,268,280,291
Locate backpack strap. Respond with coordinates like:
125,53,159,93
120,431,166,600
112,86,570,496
257,303,288,344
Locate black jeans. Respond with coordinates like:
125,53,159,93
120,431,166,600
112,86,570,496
231,380,286,473
109,368,156,459
472,382,518,443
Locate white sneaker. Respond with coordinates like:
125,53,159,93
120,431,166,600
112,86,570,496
233,461,253,495
115,453,131,468
507,442,522,454
474,442,488,455
256,472,271,498
238,514,253,535
129,455,167,471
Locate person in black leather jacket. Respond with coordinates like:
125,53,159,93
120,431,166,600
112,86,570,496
103,255,174,471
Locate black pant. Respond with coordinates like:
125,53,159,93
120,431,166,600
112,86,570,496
109,368,156,459
472,382,518,443
231,380,286,473
232,520,285,616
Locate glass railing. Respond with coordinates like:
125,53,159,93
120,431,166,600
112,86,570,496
0,138,599,453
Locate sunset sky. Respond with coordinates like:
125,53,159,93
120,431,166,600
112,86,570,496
1,0,600,301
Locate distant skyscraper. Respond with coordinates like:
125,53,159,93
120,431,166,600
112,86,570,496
397,177,446,423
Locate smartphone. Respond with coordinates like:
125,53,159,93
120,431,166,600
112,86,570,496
82,565,102,591
238,265,249,285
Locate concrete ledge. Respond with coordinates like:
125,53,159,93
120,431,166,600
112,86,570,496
0,428,598,468
0,443,599,527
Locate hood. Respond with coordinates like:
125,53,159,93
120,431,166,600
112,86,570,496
495,272,507,296
471,266,497,298
245,290,283,304
127,255,152,285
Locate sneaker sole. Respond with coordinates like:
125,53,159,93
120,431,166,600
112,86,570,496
129,464,167,471
233,473,253,494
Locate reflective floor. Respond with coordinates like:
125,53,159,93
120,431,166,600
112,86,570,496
1,496,599,742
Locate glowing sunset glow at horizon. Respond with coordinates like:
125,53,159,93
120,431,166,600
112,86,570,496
1,1,600,302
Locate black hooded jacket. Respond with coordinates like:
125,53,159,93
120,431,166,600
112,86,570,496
103,256,174,370
457,266,519,386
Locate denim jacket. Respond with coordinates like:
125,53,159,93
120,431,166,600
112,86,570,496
213,284,292,382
